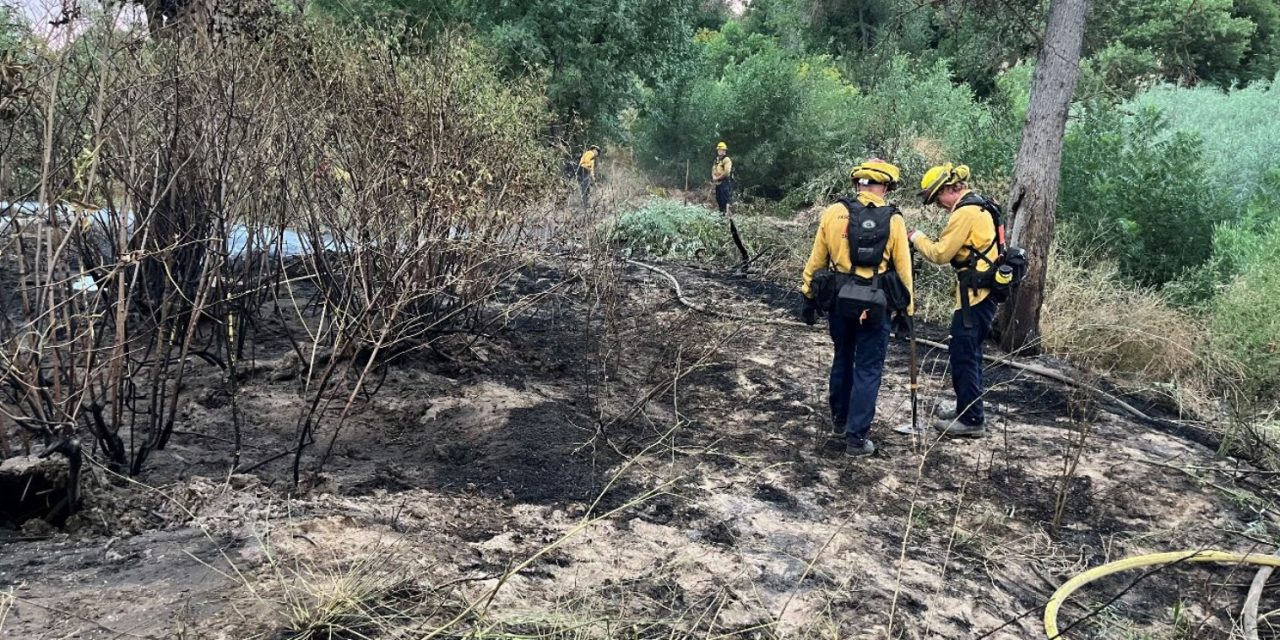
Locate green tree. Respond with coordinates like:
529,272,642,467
1087,0,1261,86
634,22,863,197
315,0,710,142
1234,0,1280,83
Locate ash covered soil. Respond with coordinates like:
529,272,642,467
3,257,1278,639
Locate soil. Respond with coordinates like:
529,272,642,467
2,256,1279,639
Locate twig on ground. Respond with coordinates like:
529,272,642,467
1241,547,1280,640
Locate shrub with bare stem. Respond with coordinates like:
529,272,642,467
0,7,558,484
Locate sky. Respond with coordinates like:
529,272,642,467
5,0,145,43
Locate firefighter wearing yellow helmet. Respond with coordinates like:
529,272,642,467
577,145,601,207
909,163,999,438
712,142,733,213
799,159,914,457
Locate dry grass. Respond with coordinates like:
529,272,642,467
0,587,13,633
1041,244,1242,416
279,560,422,639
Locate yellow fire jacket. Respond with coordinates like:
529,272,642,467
578,149,599,177
712,156,733,184
800,191,914,316
911,189,998,309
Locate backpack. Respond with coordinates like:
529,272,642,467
950,193,1028,305
811,199,910,320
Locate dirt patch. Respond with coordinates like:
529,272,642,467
0,257,1268,640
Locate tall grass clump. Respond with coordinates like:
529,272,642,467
1040,237,1243,413
1209,229,1280,401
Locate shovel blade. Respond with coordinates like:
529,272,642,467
892,422,929,435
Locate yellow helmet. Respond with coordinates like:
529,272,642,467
919,163,971,205
850,158,901,189
717,141,728,150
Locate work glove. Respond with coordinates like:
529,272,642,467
800,296,818,326
892,313,913,338
907,230,924,245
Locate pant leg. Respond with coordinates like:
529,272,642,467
846,312,891,444
715,182,731,213
950,297,997,425
579,174,592,206
827,313,855,429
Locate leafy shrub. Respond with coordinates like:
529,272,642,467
613,197,811,279
1209,225,1280,399
634,24,1001,201
634,23,861,198
1167,169,1280,304
1059,106,1226,286
614,199,731,259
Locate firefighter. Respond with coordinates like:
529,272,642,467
712,142,733,213
800,159,914,457
578,145,601,207
909,163,997,437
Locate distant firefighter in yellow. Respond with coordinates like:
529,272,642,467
577,145,601,207
711,141,733,213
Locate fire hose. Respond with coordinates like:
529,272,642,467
1045,551,1280,638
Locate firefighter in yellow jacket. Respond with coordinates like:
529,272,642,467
578,145,600,207
711,142,733,213
800,159,914,457
908,163,998,437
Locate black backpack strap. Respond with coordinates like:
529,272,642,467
957,193,1006,253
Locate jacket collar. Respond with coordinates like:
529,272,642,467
856,190,887,207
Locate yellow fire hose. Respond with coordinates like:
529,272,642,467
1045,551,1280,638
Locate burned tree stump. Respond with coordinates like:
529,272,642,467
0,440,81,527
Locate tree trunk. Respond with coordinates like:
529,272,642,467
997,0,1089,354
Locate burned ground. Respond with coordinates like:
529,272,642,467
2,257,1279,639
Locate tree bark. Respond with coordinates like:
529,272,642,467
997,0,1089,354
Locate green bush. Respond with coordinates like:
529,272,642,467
1130,78,1280,205
1168,169,1280,303
614,199,737,260
613,197,809,275
633,23,861,198
1211,237,1280,399
633,23,1001,201
1060,106,1226,286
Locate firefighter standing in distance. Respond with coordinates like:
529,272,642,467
578,145,600,207
712,142,733,213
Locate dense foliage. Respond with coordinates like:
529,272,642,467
6,0,1278,415
313,0,712,142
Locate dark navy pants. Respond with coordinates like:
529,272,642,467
828,310,891,445
578,173,593,206
950,297,997,426
715,182,733,213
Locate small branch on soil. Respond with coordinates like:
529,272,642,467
1239,547,1280,637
